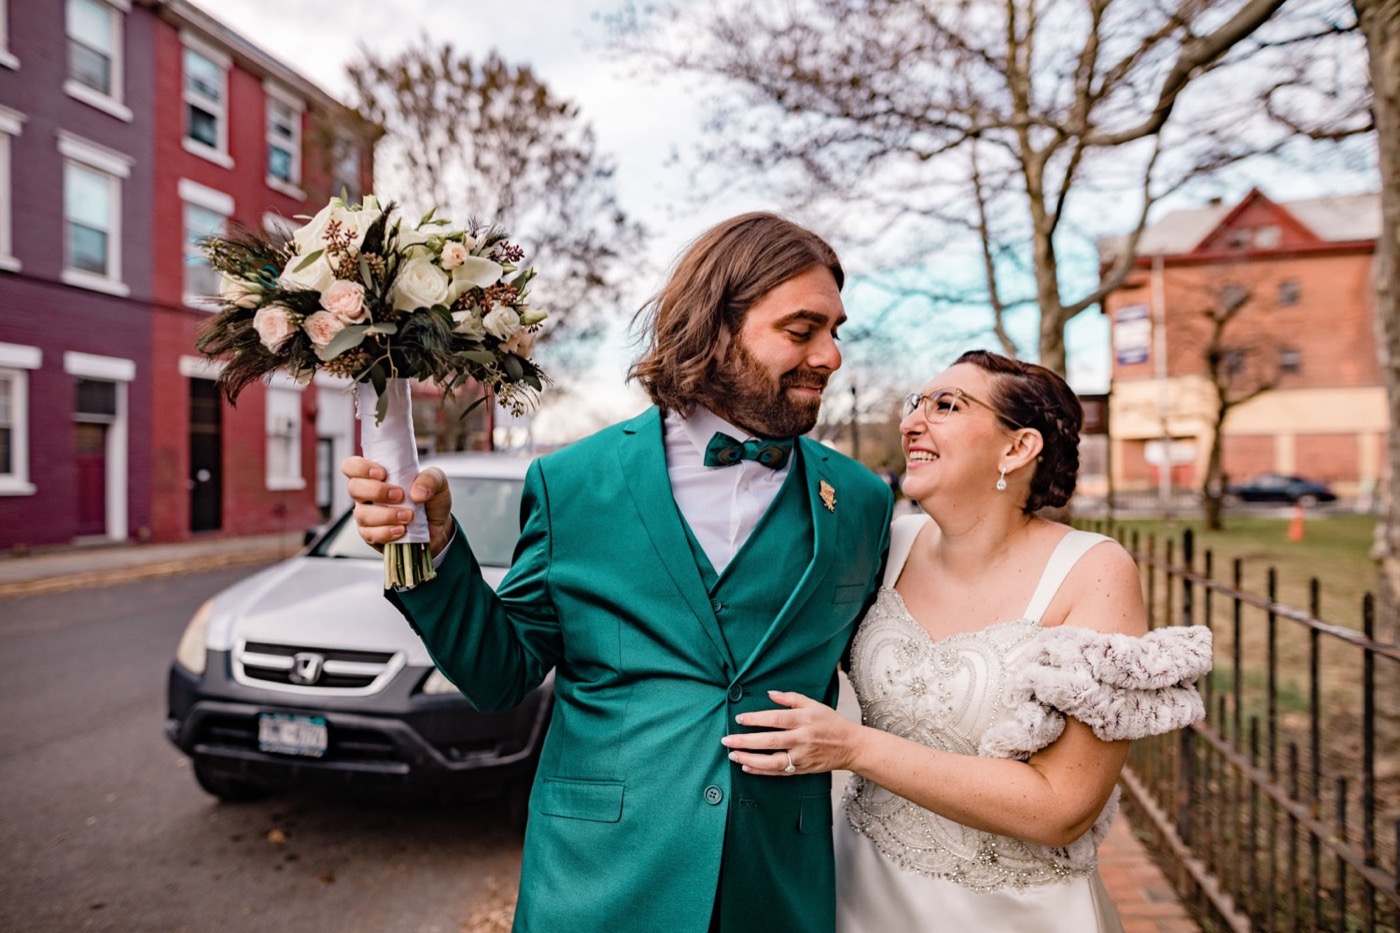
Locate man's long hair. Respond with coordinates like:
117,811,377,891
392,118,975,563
628,212,843,413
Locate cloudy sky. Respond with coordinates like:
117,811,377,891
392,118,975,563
187,1,1377,443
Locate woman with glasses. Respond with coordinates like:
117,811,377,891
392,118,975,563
722,349,1211,932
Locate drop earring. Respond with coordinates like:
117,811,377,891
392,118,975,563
995,467,1008,491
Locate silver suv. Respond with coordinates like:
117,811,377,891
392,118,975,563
165,453,551,821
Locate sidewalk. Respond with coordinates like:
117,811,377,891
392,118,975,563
0,531,302,599
0,533,1203,932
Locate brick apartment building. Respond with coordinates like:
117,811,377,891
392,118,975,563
0,0,375,551
1099,188,1383,498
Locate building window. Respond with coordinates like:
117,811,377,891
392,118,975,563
265,383,304,490
1226,228,1251,250
1220,284,1248,311
1278,279,1301,306
0,105,23,272
65,0,130,120
265,85,303,194
182,39,230,166
1279,347,1302,375
1254,225,1281,249
332,135,361,201
178,178,233,307
59,132,131,295
0,0,20,69
0,341,40,496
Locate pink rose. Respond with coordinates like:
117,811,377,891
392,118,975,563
252,305,296,351
302,310,347,350
502,329,538,357
440,240,471,270
321,279,368,323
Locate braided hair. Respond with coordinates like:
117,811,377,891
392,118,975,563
954,350,1083,514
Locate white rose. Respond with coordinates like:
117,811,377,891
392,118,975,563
446,256,505,303
390,257,451,312
279,250,335,293
302,310,346,350
482,305,521,341
252,305,296,351
320,279,368,323
219,273,261,309
451,310,487,340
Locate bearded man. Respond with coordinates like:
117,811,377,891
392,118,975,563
344,212,892,933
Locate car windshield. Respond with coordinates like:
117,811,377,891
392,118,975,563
311,475,525,568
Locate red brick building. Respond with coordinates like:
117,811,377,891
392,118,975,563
1099,189,1383,497
0,0,374,551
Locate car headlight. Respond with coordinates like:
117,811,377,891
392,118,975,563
175,600,213,675
421,668,462,696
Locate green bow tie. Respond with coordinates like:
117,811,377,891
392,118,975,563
703,432,795,470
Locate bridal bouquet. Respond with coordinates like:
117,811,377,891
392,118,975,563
195,194,546,588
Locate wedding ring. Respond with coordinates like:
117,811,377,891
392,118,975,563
783,752,797,774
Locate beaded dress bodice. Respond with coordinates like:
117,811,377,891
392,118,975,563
842,589,1089,892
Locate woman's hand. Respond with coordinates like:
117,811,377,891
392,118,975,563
720,690,864,776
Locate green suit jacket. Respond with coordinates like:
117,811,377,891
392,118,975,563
389,407,891,933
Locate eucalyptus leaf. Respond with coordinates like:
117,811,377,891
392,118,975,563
502,354,524,380
366,322,398,335
293,248,325,272
316,323,370,361
461,350,497,365
460,394,488,419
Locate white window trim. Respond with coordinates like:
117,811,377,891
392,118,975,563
265,379,307,491
64,0,131,120
181,32,231,167
179,354,223,379
0,0,19,70
264,80,305,196
0,104,23,272
0,343,40,496
63,350,136,382
179,179,233,310
59,131,131,294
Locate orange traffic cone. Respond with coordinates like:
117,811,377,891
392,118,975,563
1287,503,1305,542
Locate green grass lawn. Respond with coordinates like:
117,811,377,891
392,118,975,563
1079,513,1378,628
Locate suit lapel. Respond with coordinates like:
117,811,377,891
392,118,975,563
615,408,737,674
733,438,838,679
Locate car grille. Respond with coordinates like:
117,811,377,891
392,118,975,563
193,713,403,765
234,640,404,696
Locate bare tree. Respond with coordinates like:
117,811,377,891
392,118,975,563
1352,0,1400,635
1188,278,1283,530
347,38,646,353
612,0,1360,374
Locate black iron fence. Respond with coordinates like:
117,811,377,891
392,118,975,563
1082,522,1400,933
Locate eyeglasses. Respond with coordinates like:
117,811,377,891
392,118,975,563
901,388,1022,430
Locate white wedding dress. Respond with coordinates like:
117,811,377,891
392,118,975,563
835,516,1125,933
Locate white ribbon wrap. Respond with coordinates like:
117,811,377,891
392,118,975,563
354,378,429,545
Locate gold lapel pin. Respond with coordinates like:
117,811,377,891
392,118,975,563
819,481,837,512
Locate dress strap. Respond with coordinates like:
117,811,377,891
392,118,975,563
1021,530,1113,622
883,513,931,588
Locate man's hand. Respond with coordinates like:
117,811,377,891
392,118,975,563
342,456,454,558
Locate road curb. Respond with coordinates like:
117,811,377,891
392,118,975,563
0,547,291,600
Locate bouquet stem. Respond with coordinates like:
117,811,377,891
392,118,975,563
354,379,437,589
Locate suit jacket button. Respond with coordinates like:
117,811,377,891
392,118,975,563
727,684,744,703
704,785,723,805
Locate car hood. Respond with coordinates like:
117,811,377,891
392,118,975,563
203,556,507,664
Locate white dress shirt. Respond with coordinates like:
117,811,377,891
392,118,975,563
665,406,793,575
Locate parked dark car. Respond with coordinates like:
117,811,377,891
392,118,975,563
1227,473,1338,506
166,453,551,821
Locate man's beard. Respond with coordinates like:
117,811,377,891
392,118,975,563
709,337,827,439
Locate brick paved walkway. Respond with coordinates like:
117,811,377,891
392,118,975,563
1099,814,1201,933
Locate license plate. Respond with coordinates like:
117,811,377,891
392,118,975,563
258,713,328,758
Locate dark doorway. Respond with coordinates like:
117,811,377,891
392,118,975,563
316,436,334,520
188,379,222,532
